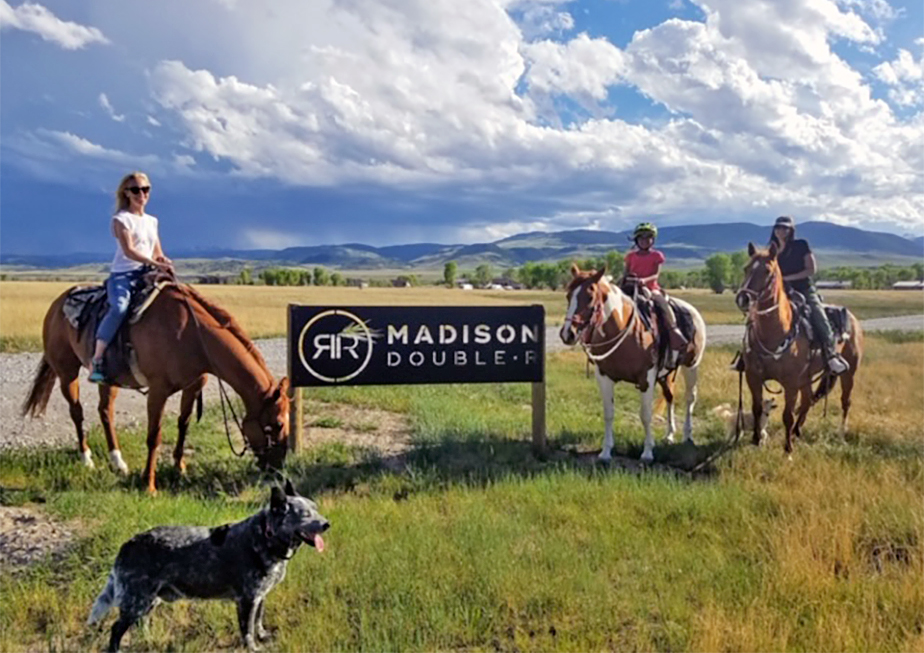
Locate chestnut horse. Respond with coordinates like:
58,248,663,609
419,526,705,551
735,242,863,455
22,284,290,493
560,264,707,462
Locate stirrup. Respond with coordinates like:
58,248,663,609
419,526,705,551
729,351,745,372
826,354,849,375
88,360,106,384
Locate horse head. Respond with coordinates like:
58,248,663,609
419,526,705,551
243,377,291,470
736,241,780,313
560,263,610,345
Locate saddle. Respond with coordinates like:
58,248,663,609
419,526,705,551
620,281,696,372
63,270,172,387
788,290,851,348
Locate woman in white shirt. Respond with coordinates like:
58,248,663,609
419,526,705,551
89,172,174,383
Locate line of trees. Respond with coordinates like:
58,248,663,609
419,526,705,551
247,267,347,287
237,257,923,291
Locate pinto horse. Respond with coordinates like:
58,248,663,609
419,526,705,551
560,264,707,462
735,242,863,455
22,284,290,493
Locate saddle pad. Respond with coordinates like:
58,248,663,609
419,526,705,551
62,279,167,331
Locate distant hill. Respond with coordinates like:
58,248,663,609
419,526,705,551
2,221,921,271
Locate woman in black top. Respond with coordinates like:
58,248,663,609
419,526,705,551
771,216,849,374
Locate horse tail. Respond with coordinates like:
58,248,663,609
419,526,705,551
22,356,57,418
196,390,204,422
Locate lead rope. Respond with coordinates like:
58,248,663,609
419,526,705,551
690,366,745,475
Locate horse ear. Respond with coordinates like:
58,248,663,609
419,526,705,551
284,478,296,496
768,241,778,259
270,486,286,511
570,262,580,277
747,242,756,257
591,265,607,282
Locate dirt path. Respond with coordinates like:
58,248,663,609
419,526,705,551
2,315,920,453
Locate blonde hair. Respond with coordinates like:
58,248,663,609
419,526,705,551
114,171,151,213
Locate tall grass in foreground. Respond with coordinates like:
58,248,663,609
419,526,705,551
0,334,921,652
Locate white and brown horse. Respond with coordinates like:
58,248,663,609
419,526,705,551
560,264,707,462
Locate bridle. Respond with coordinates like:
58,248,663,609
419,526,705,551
738,262,781,316
567,277,638,362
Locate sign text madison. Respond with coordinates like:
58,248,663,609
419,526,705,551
288,305,545,387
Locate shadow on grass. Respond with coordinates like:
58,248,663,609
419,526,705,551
2,432,732,502
278,433,731,499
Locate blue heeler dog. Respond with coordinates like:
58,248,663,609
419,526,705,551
88,481,329,652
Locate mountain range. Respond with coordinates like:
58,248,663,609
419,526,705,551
2,222,921,271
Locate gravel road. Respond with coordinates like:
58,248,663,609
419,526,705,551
2,314,921,453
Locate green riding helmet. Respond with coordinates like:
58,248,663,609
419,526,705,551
633,222,658,240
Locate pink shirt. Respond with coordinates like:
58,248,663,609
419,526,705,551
625,248,666,290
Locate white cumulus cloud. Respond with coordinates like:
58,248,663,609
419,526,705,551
0,1,108,49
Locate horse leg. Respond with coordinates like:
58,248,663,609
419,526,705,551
594,367,616,461
794,383,813,440
175,376,207,474
142,389,170,495
640,367,658,463
98,384,129,475
59,372,92,468
747,373,764,446
661,374,677,443
839,370,855,438
681,364,698,444
782,385,798,457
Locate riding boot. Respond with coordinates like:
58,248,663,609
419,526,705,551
88,358,106,384
805,284,849,375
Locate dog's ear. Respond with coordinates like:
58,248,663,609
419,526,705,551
270,486,286,512
284,478,297,496
209,524,229,547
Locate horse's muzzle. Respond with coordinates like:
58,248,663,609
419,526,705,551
257,442,288,470
560,324,577,346
735,291,751,312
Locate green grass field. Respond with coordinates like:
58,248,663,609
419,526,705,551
1,334,921,652
1,280,921,353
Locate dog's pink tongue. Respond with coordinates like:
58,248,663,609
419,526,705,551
313,534,325,552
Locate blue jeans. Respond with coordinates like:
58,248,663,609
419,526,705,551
95,270,143,346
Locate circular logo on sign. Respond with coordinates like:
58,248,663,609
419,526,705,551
297,309,374,383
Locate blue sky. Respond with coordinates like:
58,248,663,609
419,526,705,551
1,0,922,255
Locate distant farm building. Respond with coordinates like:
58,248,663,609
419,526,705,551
816,280,852,290
892,280,924,290
392,278,412,288
347,278,369,288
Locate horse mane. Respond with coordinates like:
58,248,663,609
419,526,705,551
750,247,792,327
175,284,272,375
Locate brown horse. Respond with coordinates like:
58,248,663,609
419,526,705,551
560,264,707,462
735,242,863,455
22,284,290,493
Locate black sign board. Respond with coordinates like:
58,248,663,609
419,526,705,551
288,305,545,387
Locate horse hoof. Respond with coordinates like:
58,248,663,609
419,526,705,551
175,459,187,475
597,452,612,462
109,450,129,476
640,451,654,464
663,434,676,444
80,450,95,469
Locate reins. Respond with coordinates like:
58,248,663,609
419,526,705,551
177,285,250,457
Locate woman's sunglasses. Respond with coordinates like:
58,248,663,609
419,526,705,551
127,186,151,195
